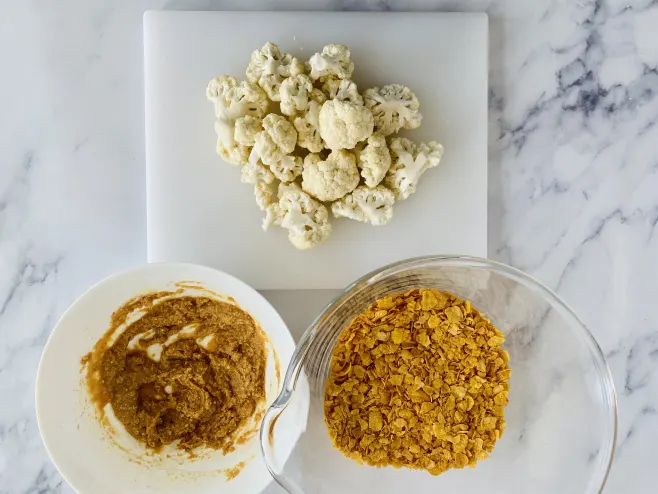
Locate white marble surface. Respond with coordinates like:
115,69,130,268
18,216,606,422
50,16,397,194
1,0,657,492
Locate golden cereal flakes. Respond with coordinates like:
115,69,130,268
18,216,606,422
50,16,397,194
324,289,511,476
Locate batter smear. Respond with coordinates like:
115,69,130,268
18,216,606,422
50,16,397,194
84,295,267,453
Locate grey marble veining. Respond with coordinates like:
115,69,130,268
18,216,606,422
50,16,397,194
1,0,657,492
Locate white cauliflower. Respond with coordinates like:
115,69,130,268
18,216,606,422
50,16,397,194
206,75,237,113
214,119,249,166
234,115,262,146
240,159,274,186
310,88,327,104
241,160,276,211
363,84,422,136
251,114,297,167
277,181,302,199
262,202,281,231
309,88,327,104
332,185,395,226
254,183,275,210
207,44,444,245
385,137,444,200
225,81,269,119
246,42,304,101
207,76,268,166
270,155,303,183
207,76,269,119
321,78,363,105
301,150,359,202
279,74,313,116
356,135,392,187
263,183,332,250
319,99,374,150
308,44,354,81
292,89,326,153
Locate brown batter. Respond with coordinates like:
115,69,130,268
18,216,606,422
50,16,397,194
84,295,267,453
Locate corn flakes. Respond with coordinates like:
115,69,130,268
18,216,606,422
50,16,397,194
324,289,511,476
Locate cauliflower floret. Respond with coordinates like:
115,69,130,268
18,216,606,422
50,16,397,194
309,88,327,105
206,75,237,110
241,160,276,210
280,74,313,116
319,99,374,150
357,135,392,187
270,155,303,183
234,115,263,146
263,183,332,249
292,89,326,153
277,181,302,199
263,182,302,229
225,81,269,119
207,76,268,166
251,114,297,167
385,137,444,200
207,76,269,119
216,139,250,166
301,150,359,202
240,159,275,186
321,78,363,105
214,119,249,166
246,42,304,101
262,202,281,231
308,44,354,81
254,182,275,210
332,185,395,226
363,84,422,136
280,190,332,250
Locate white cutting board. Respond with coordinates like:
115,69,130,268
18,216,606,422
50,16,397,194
144,11,488,290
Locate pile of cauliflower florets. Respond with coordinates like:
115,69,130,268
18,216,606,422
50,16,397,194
207,42,444,250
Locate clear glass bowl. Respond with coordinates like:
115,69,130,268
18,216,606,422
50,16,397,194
260,256,617,494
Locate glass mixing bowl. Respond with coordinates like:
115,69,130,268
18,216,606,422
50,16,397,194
260,256,617,494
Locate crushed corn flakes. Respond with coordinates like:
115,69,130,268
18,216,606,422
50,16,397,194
324,289,511,476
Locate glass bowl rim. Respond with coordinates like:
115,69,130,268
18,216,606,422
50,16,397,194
260,255,618,493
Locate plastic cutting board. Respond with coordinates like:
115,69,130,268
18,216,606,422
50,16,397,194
144,11,488,289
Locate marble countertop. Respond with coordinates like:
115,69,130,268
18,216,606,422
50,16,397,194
1,0,657,492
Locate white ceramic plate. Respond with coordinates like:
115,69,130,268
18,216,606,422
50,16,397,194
36,263,298,494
